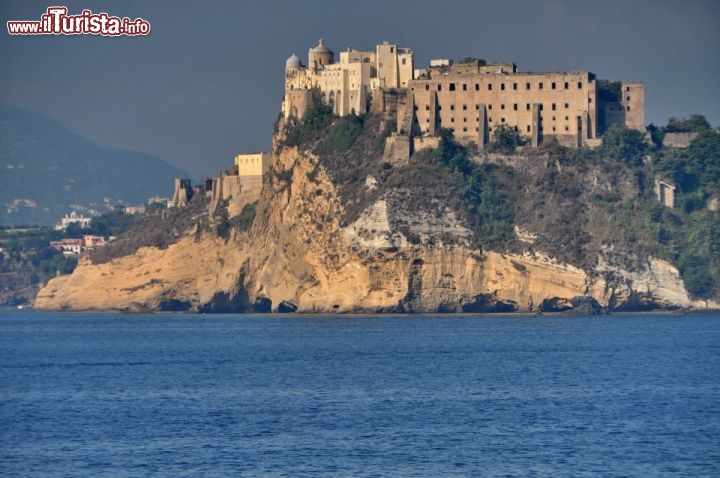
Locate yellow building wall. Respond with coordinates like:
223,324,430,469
235,153,270,177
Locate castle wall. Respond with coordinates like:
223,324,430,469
283,39,643,149
170,178,193,207
604,102,626,131
376,43,399,89
235,152,270,200
235,152,270,177
282,89,312,119
621,82,644,131
663,132,698,148
398,51,414,88
410,71,597,146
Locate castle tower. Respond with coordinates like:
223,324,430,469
308,39,334,70
621,82,645,131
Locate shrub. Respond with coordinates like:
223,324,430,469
231,201,258,232
490,124,525,153
315,113,365,154
284,90,333,147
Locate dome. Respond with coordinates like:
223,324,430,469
285,53,302,69
311,38,332,54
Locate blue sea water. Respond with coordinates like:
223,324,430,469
0,311,719,477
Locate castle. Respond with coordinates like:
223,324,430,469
172,40,646,214
283,39,645,149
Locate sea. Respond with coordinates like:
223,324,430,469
1,311,718,477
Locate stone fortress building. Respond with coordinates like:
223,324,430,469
171,152,271,217
173,39,646,216
283,39,645,149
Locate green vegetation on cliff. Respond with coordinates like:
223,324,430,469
284,109,719,301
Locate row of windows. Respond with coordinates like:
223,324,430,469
424,124,575,134
423,80,584,92
432,114,574,124
419,102,574,112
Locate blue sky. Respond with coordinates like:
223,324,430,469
2,0,719,178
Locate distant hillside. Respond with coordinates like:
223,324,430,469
0,105,189,226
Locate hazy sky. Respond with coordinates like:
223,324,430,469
2,0,719,179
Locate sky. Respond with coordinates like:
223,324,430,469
2,0,719,179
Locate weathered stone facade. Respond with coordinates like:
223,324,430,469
410,64,598,147
283,39,413,119
282,39,645,149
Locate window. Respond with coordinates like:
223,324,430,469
463,84,467,91
627,106,631,111
463,127,467,132
539,104,543,111
526,103,531,111
449,83,456,91
513,104,518,111
425,84,429,90
450,118,455,123
539,82,544,89
513,83,518,90
501,83,505,91
551,82,556,89
564,81,569,89
463,117,467,122
450,105,455,111
551,103,556,111
565,116,569,121
552,116,556,121
501,117,506,123
501,104,505,110
565,103,569,109
425,105,430,111
489,117,492,122
565,126,569,131
390,47,394,53
527,125,531,132
626,96,630,102
626,86,630,91
514,126,518,132
552,126,556,132
578,81,583,88
526,82,531,90
488,83,493,91
438,84,442,91
462,104,467,110
475,84,479,91
488,105,492,110
475,104,480,110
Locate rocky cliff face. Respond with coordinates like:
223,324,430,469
35,120,719,313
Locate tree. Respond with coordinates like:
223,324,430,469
460,57,487,66
596,79,622,103
492,124,525,153
600,124,647,165
665,115,711,133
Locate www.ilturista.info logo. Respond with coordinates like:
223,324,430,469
7,7,150,36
